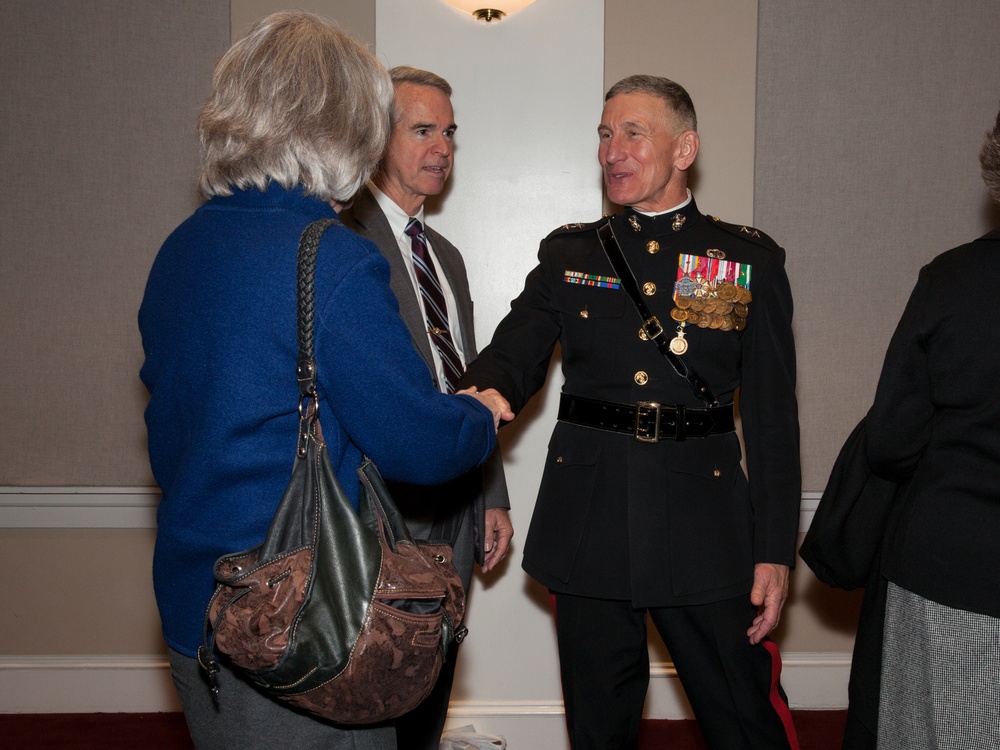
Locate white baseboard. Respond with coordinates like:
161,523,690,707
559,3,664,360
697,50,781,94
0,652,848,716
0,655,181,713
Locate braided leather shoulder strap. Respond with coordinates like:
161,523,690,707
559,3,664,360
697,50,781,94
296,218,342,399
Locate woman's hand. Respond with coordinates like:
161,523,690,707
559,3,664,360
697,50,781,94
456,386,514,430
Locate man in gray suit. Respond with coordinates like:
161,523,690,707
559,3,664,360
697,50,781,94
340,66,513,750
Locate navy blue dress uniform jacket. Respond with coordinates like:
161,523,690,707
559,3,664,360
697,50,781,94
459,197,800,606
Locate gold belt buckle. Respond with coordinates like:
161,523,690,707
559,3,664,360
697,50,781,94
634,401,661,443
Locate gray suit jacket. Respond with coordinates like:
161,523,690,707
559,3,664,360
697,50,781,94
340,186,510,589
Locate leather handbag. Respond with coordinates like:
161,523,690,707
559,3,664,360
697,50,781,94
198,218,466,724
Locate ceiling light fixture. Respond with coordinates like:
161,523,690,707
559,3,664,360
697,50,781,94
441,1,539,23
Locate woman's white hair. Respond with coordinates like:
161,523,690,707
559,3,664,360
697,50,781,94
198,11,393,203
980,104,1000,206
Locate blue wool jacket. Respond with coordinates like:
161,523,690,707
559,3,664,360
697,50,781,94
139,183,495,657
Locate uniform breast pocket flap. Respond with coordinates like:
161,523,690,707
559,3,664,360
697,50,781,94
556,285,626,322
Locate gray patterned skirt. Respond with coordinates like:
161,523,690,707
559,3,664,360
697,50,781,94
878,583,1000,750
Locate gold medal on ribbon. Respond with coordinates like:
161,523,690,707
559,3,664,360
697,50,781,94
669,324,688,355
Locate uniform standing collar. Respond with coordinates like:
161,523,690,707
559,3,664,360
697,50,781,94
620,192,701,237
633,189,693,217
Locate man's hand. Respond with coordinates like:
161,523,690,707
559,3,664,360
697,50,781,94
746,562,790,645
480,508,513,573
456,386,515,429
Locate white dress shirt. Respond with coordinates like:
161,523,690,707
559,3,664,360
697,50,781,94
369,183,467,392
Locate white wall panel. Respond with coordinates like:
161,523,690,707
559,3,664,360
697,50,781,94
375,1,605,726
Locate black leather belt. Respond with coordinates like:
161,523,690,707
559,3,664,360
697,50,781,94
558,393,735,442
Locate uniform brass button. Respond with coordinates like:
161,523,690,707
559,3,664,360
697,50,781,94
638,327,648,341
642,282,656,296
646,240,660,254
579,309,589,319
634,371,648,385
556,456,564,464
713,469,722,477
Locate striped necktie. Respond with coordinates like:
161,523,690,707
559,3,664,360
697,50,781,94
405,218,464,393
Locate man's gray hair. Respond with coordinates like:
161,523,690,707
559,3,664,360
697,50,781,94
197,11,393,203
605,74,697,133
390,66,453,97
387,67,453,128
980,104,1000,206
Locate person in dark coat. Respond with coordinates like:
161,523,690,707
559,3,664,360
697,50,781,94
341,66,513,750
458,75,801,750
863,105,1000,750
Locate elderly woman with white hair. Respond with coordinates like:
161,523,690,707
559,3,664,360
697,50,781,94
139,12,503,749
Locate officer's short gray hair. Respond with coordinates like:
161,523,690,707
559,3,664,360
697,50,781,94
198,11,393,204
605,75,697,133
980,104,1000,206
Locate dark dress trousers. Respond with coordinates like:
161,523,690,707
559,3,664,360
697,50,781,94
341,186,510,750
459,198,801,749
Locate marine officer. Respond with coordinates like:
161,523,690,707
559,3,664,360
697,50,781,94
458,75,801,750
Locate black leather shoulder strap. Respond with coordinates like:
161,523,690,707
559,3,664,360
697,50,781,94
596,220,718,406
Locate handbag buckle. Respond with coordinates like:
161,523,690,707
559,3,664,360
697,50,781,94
297,395,318,457
634,401,661,443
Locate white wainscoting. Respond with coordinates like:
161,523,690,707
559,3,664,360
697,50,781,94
0,487,160,528
0,651,849,719
0,485,835,739
0,488,823,530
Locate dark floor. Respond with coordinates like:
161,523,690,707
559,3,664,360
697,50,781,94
639,711,848,749
0,710,847,749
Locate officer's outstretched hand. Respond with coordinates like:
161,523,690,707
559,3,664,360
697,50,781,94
746,562,790,644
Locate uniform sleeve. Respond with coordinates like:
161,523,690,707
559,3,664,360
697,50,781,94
738,246,802,566
312,228,496,485
458,239,563,413
865,268,933,479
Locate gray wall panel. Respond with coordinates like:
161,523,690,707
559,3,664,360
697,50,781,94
755,0,1000,490
1,1,230,485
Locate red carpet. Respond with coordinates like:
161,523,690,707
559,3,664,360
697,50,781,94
0,710,847,749
640,711,848,749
